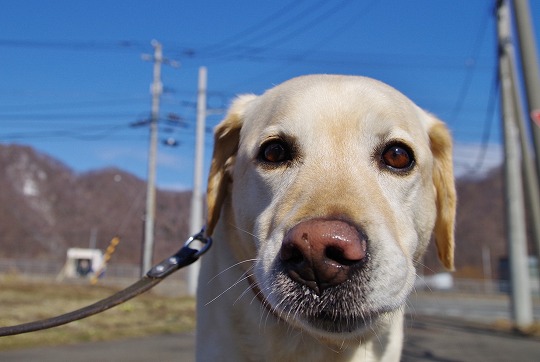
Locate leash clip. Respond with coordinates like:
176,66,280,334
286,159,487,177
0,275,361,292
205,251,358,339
146,228,212,279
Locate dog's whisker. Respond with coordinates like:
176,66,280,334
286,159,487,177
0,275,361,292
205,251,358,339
247,279,266,306
243,280,273,328
234,272,259,306
205,272,254,306
261,289,279,328
413,272,434,293
370,324,383,349
208,259,257,283
415,260,437,275
227,222,263,242
236,285,254,305
338,339,346,352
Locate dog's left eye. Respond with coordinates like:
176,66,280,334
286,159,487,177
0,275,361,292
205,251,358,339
381,143,414,171
259,140,291,164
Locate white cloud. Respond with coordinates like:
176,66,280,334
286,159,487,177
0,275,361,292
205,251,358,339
158,182,192,192
96,146,147,164
453,142,503,179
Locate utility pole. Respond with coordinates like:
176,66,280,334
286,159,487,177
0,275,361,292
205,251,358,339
512,0,540,175
88,227,98,249
141,40,163,276
482,245,493,293
508,32,540,282
497,0,534,329
511,0,540,278
139,41,180,276
188,66,207,296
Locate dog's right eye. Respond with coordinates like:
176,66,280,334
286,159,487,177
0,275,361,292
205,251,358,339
259,140,292,164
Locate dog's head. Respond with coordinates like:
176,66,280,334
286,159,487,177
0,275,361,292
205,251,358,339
206,75,456,339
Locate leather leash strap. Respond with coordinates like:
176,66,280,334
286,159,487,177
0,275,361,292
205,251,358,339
0,230,212,337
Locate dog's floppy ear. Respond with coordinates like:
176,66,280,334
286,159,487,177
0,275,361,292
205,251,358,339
206,95,257,236
428,116,456,270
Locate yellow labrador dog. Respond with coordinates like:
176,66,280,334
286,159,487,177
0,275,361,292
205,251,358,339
197,74,456,361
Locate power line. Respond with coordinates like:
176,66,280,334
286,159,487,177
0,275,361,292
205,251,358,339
0,37,496,72
197,0,309,56
178,0,355,62
0,124,131,141
0,112,142,121
0,97,148,112
200,0,332,58
463,71,501,175
233,0,354,57
0,39,147,53
292,0,378,61
448,5,492,125
453,2,501,176
220,0,374,90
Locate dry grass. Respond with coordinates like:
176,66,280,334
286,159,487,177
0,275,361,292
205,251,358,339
0,275,196,351
491,319,540,337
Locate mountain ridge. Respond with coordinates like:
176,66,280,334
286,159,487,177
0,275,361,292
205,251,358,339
0,143,191,264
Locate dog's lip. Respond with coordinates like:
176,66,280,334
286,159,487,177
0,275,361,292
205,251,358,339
265,287,391,335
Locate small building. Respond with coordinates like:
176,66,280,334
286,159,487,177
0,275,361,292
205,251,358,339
63,248,104,278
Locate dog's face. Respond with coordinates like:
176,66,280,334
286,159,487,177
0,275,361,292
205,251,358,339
206,75,455,340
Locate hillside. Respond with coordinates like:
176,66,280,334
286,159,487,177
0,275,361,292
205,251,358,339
0,143,527,279
423,167,510,278
0,144,191,264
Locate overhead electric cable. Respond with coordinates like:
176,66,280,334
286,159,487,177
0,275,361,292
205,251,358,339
0,97,148,112
234,0,354,57
197,0,308,56
448,5,491,125
0,39,146,53
465,57,501,175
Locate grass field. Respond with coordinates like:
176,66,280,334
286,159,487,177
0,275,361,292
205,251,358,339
0,275,196,351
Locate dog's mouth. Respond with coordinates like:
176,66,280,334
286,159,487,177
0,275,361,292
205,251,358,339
264,269,400,336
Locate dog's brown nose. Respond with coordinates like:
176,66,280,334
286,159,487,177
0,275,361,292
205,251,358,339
280,219,367,295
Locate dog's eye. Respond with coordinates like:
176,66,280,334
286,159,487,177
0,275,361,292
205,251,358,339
259,140,291,164
381,143,414,171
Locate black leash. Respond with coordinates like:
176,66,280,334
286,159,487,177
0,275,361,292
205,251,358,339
0,229,212,337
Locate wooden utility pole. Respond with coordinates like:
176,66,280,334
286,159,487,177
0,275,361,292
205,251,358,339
141,40,163,276
511,0,540,278
512,0,540,174
139,41,180,276
497,0,534,329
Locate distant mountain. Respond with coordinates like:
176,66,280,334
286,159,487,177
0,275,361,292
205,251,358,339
422,166,519,279
0,144,191,264
1,143,528,279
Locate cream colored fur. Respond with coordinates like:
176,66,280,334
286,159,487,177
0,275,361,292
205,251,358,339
196,75,456,361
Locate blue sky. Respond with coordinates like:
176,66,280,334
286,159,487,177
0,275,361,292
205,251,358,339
1,0,539,190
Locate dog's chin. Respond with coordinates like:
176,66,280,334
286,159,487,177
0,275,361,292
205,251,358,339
267,271,403,339
293,309,391,340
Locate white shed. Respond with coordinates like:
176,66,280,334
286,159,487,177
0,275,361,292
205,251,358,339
64,248,104,278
